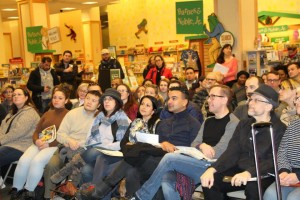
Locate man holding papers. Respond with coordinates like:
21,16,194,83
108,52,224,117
131,85,239,200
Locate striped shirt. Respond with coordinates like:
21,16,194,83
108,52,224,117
278,118,300,172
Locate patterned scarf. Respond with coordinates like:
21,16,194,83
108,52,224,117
86,110,130,146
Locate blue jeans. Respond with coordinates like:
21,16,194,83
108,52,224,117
264,182,300,200
135,153,211,200
0,146,23,174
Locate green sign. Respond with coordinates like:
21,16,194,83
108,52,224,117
26,26,55,53
271,36,289,43
176,1,203,34
258,25,289,34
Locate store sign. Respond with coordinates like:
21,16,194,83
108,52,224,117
219,31,235,47
271,36,289,43
258,25,288,34
176,1,203,34
48,27,61,44
26,26,55,53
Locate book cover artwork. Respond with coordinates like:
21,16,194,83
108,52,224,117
39,125,56,143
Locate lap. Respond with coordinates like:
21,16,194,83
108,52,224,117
0,146,23,167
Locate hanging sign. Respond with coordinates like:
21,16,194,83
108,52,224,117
258,25,289,34
271,36,289,43
176,1,203,34
219,31,235,47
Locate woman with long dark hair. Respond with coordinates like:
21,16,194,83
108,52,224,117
216,44,238,86
117,84,138,121
0,88,40,188
143,56,156,79
10,86,70,199
75,95,161,199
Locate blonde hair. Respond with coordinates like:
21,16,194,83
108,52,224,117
281,79,300,90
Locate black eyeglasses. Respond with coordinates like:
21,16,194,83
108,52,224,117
248,98,270,104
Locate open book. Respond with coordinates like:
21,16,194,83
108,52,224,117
174,146,217,162
39,125,56,143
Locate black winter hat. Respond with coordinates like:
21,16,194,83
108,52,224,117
100,88,123,106
249,84,279,108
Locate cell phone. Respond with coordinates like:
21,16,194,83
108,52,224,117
223,176,232,183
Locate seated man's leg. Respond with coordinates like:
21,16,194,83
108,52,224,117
202,168,244,200
125,167,141,196
136,153,210,200
44,149,64,199
162,171,180,200
244,176,273,200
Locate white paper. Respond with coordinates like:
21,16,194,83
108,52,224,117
136,132,159,145
213,63,229,75
174,146,216,162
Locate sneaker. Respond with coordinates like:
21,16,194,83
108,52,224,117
22,190,36,200
76,185,95,200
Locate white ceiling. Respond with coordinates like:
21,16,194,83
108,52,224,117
0,0,119,22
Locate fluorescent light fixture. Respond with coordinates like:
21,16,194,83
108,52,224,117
82,2,98,5
61,7,76,11
2,8,17,11
8,16,19,19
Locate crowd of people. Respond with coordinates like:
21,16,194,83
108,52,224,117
0,44,300,200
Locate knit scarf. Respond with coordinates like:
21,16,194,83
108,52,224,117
86,110,130,146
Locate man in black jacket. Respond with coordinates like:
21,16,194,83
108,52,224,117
27,56,60,113
201,84,286,200
98,49,125,91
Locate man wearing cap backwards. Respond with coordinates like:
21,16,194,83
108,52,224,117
201,84,286,200
281,44,300,66
98,49,125,91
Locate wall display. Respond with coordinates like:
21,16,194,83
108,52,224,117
108,46,117,58
64,23,77,42
181,49,200,71
26,26,55,53
219,31,235,47
135,19,148,39
48,27,61,44
176,1,203,34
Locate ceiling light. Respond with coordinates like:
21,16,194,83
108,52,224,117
8,17,19,19
2,8,17,11
61,7,76,11
82,2,98,5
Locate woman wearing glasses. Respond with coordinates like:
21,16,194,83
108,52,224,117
117,84,138,121
264,88,300,200
50,88,131,185
145,55,173,85
0,88,40,188
278,79,300,126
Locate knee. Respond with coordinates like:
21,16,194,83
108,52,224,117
263,185,276,200
161,171,176,188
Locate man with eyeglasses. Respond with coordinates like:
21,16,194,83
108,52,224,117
281,44,300,66
201,84,286,200
27,56,60,114
233,76,263,120
129,85,239,200
266,71,281,92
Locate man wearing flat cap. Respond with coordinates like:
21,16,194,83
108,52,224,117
282,44,300,66
98,49,125,91
201,84,286,200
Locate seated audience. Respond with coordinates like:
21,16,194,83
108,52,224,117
88,82,103,94
0,85,14,124
158,78,170,103
10,86,70,199
264,88,300,200
0,88,40,189
231,70,249,104
200,84,286,199
287,62,300,83
111,78,123,89
184,67,197,90
275,65,289,81
142,79,153,87
144,84,164,111
266,71,281,92
133,86,145,103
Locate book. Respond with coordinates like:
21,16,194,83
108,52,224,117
174,146,216,162
39,125,56,143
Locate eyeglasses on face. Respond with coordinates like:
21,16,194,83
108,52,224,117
248,98,270,104
207,94,224,100
103,96,115,102
294,96,300,103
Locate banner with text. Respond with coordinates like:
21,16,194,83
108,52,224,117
176,1,203,34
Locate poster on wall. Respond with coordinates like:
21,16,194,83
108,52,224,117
26,26,55,53
48,27,61,44
176,1,203,34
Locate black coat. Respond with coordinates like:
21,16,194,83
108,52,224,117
26,67,60,110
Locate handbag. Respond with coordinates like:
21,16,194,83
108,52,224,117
51,180,78,200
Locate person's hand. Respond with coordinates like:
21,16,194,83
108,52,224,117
64,67,73,73
38,142,49,150
280,172,299,186
67,139,80,150
35,139,46,148
199,143,215,159
231,171,251,187
44,86,50,93
126,142,134,145
160,141,176,153
200,167,216,188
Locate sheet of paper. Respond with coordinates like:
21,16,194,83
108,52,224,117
136,132,159,145
213,63,229,75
